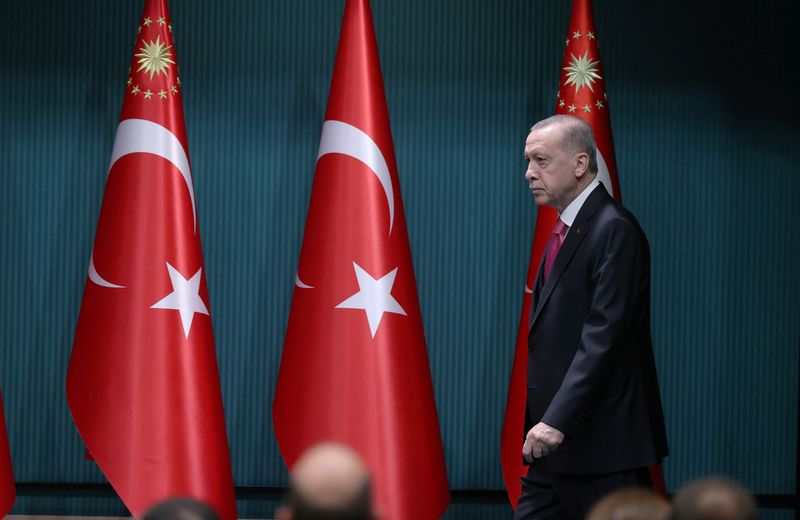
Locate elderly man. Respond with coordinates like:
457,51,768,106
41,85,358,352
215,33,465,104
516,115,668,519
275,442,376,520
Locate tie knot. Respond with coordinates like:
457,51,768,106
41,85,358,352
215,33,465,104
553,219,568,237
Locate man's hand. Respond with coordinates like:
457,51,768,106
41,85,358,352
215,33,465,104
522,422,565,462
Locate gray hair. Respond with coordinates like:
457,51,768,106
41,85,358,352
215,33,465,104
531,115,598,174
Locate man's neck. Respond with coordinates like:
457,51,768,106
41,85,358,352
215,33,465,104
559,176,600,226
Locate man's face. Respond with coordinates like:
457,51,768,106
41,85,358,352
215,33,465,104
524,125,581,213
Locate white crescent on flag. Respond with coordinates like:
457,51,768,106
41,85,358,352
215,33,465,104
89,255,125,288
294,274,314,289
317,120,395,235
295,120,396,291
88,118,196,288
596,149,614,198
109,118,196,230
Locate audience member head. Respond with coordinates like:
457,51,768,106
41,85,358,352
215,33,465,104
672,477,758,520
588,487,671,520
276,442,375,520
140,497,220,520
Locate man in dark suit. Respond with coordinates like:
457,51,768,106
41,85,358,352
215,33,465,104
515,115,668,519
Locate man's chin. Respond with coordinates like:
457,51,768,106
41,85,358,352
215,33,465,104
531,192,550,206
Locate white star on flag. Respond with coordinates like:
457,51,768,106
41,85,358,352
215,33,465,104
151,262,209,338
336,262,407,339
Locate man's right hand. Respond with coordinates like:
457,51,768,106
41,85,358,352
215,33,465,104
522,422,565,462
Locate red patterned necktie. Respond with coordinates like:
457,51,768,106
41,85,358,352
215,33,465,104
544,218,569,282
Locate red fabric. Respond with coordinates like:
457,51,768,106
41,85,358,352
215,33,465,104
502,0,666,507
650,464,668,498
0,393,15,517
553,0,620,195
272,1,449,519
66,1,236,517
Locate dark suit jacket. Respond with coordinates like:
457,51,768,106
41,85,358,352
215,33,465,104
527,183,668,475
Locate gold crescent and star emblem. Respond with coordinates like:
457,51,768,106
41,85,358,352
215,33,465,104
564,51,601,93
127,14,180,101
135,35,175,79
556,29,607,116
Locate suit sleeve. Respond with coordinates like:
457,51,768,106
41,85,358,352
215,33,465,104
541,217,646,437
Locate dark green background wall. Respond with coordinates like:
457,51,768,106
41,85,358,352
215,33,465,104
1,0,798,517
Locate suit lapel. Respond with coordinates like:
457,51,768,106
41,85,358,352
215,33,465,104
530,184,609,329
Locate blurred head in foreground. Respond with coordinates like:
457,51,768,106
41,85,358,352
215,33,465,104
672,477,758,520
587,487,671,520
140,497,220,520
276,442,376,520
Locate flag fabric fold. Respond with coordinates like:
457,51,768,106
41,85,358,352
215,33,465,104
66,1,236,517
272,1,450,518
501,0,664,507
0,392,15,517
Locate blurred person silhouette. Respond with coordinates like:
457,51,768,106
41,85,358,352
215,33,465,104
276,442,377,520
587,487,670,520
140,497,220,520
672,477,758,520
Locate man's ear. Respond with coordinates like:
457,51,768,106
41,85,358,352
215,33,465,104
573,152,590,179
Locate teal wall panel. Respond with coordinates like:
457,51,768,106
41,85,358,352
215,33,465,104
1,0,798,514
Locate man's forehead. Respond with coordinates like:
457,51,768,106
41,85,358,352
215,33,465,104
526,125,560,147
525,135,552,154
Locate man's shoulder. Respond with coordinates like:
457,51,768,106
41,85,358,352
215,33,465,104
578,184,648,241
584,194,648,252
594,193,642,230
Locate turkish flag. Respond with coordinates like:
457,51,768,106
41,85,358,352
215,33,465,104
66,1,236,517
272,1,449,518
0,392,15,517
501,0,665,507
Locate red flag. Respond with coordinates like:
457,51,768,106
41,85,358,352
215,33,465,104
66,1,236,517
501,0,665,507
272,1,450,518
0,392,15,517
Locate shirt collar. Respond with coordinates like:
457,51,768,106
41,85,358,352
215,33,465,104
559,178,600,227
